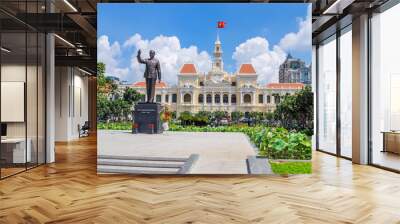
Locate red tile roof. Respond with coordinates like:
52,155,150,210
238,64,256,74
132,81,167,88
180,64,197,74
266,83,304,89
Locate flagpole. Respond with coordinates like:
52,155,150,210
217,26,219,40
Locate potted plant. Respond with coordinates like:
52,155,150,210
160,109,172,131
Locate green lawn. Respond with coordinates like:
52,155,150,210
269,161,312,175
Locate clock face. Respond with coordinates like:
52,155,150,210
211,74,223,83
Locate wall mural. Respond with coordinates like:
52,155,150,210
97,3,313,175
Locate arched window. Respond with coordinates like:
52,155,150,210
243,94,252,104
172,94,177,103
198,94,204,103
275,95,280,104
258,94,264,104
206,94,212,104
156,95,162,103
231,94,237,104
223,94,229,104
165,94,169,103
184,93,191,103
215,94,221,104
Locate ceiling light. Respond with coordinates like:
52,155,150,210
54,34,75,48
323,0,355,15
1,47,11,53
78,67,92,76
76,48,85,55
63,0,78,12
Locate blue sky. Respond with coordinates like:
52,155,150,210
98,3,311,84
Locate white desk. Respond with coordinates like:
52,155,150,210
1,138,31,163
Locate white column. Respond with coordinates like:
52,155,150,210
228,94,231,106
312,46,317,150
212,92,215,105
46,30,55,163
352,14,369,165
264,94,267,105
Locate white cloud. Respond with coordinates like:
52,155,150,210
278,7,312,52
97,35,129,80
233,10,311,84
125,34,212,84
232,37,287,84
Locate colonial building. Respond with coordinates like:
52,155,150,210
279,54,311,84
127,36,305,115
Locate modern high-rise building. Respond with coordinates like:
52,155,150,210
278,54,311,84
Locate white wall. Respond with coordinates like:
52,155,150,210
1,63,46,164
55,67,89,141
55,67,69,141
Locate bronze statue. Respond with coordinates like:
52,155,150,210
137,49,161,103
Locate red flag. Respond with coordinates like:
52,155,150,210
217,21,226,28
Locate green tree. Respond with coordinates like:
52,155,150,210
97,63,106,88
97,94,110,121
123,87,143,106
212,111,226,122
248,112,263,124
179,111,193,126
193,111,210,126
109,99,130,121
231,111,244,123
97,62,144,122
171,111,177,120
274,86,313,135
97,62,110,121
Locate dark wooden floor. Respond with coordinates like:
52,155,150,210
0,135,400,223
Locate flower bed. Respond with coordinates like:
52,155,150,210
169,124,311,160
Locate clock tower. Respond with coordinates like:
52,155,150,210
212,34,223,72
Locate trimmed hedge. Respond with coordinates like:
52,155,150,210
97,122,131,130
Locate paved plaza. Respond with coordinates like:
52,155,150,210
97,130,257,174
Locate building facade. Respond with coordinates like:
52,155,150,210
279,54,311,84
128,37,305,115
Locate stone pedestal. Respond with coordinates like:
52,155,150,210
133,102,163,134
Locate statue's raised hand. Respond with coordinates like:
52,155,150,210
137,49,141,56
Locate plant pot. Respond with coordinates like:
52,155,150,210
162,122,169,131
